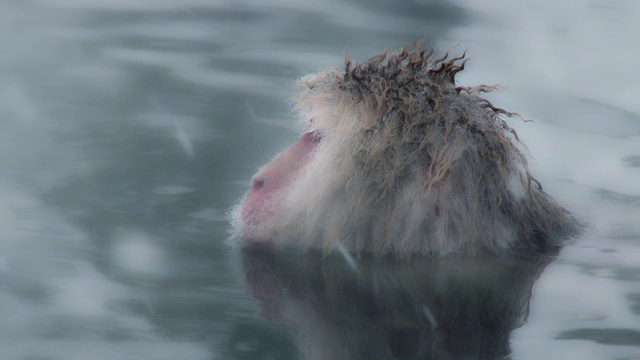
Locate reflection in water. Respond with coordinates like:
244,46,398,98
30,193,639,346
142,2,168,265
241,244,556,359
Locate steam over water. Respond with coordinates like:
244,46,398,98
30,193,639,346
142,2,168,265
0,0,638,359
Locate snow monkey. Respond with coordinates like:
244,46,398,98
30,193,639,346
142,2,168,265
232,41,580,256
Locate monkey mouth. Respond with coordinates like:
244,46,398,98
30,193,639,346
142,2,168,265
235,194,280,242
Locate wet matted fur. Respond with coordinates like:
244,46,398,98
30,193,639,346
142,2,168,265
250,41,580,256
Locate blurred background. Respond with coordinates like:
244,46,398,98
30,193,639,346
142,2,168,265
0,0,639,359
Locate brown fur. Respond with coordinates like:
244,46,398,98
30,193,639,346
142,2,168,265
244,41,581,256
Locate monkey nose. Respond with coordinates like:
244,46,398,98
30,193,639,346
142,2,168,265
251,178,266,191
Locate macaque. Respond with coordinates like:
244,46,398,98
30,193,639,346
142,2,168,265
232,41,580,256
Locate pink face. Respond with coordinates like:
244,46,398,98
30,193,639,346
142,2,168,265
238,131,321,241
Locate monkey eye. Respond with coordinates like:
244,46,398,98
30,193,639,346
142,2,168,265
302,130,323,144
311,130,323,143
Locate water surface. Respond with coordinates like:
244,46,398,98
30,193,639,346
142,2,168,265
0,0,639,359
